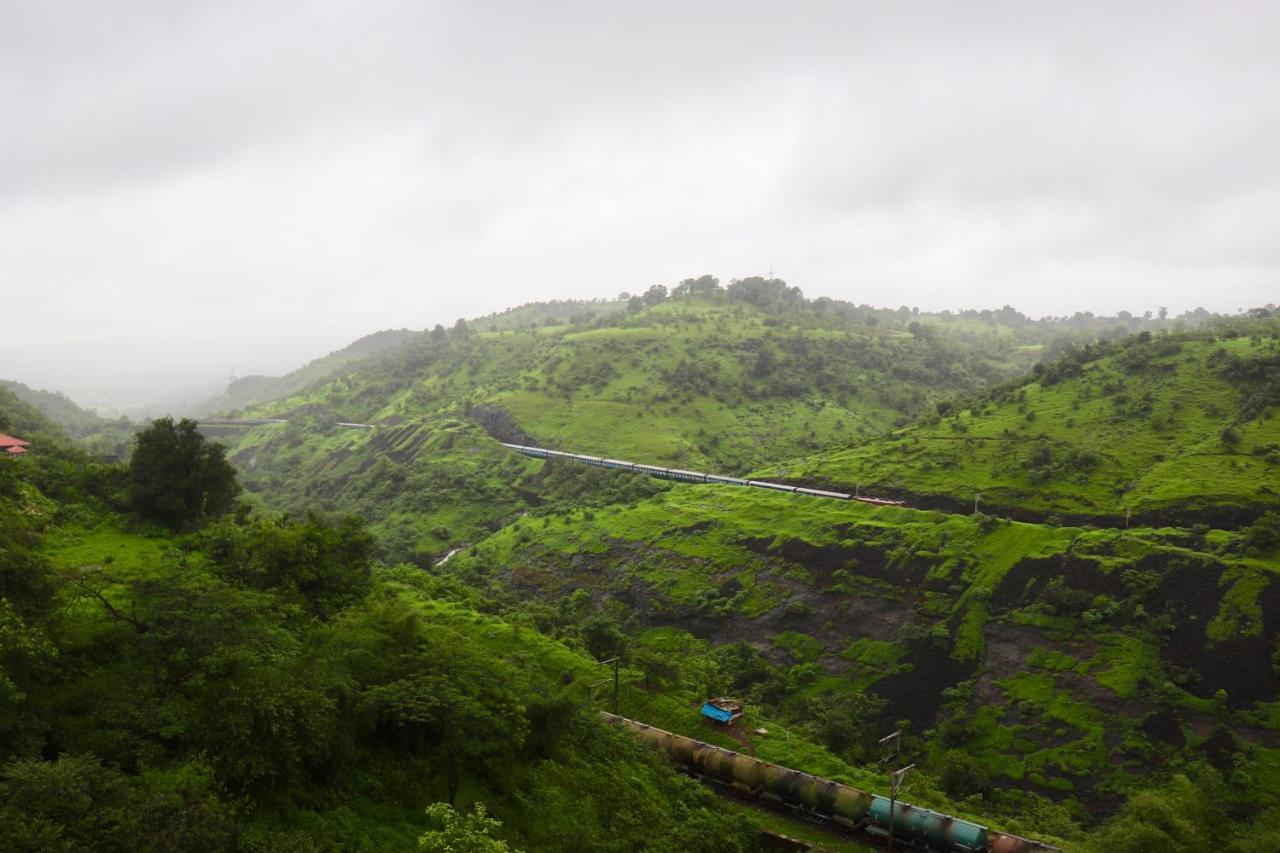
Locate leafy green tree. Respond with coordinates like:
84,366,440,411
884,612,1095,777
0,755,234,853
0,599,57,757
580,613,627,662
205,512,374,617
807,692,885,760
937,749,992,799
1089,773,1216,852
128,417,239,529
120,564,336,789
1244,512,1280,554
419,802,514,852
634,649,679,689
357,621,529,805
521,687,582,760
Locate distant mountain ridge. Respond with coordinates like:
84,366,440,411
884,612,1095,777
0,379,104,437
189,328,421,416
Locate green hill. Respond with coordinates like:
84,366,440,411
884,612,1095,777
192,299,633,418
0,384,67,446
0,380,105,437
214,285,1049,561
0,381,139,461
766,318,1280,526
190,327,422,416
471,297,629,331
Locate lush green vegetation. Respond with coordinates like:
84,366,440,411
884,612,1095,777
770,316,1280,523
5,288,1279,850
214,282,1140,563
0,406,765,851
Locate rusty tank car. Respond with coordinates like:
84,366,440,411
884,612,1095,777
602,713,1044,853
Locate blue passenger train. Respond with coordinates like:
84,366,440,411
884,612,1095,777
501,443,906,506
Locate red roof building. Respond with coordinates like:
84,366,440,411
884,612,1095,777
0,432,31,456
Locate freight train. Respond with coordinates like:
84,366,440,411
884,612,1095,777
501,443,906,507
602,713,1050,853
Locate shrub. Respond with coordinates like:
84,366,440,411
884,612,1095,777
1244,512,1280,554
938,749,992,798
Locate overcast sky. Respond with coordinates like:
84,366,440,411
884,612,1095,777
3,1,1278,408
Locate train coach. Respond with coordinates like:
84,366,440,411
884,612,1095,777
601,713,1043,853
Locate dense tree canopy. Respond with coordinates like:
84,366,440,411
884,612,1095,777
128,417,239,529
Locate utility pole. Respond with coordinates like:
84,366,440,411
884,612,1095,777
597,657,620,715
878,729,901,765
886,763,916,853
879,729,909,852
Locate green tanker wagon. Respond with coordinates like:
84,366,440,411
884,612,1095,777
602,713,1038,853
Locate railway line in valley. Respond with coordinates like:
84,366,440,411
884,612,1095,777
197,418,375,428
501,442,908,507
200,422,1227,530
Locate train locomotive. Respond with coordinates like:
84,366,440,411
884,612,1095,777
602,714,1045,853
501,443,905,506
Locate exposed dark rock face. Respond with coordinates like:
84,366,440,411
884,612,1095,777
741,536,930,585
1139,557,1280,706
990,555,1127,612
867,640,977,726
1141,708,1185,747
468,404,535,445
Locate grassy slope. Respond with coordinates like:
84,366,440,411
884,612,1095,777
183,302,1280,835
214,295,1029,560
766,326,1280,522
444,473,1280,821
34,520,884,849
223,414,537,558
193,299,630,418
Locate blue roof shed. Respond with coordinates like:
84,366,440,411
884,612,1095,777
700,701,736,723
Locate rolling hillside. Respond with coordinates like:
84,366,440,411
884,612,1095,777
213,286,1041,560
765,317,1280,526
0,380,105,437
7,296,1280,848
441,446,1280,824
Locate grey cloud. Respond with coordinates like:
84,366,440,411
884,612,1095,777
2,1,1278,408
